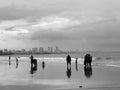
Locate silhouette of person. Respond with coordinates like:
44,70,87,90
75,58,78,64
66,54,71,67
84,65,92,78
16,57,19,68
9,56,11,60
9,56,11,65
66,65,72,78
30,55,34,63
30,63,37,77
75,58,78,72
30,55,37,67
42,61,45,70
16,63,18,68
84,54,92,66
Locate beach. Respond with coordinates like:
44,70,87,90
0,0,120,89
0,54,120,90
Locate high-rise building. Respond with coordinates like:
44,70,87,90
0,50,3,53
21,49,26,53
4,49,8,53
48,47,53,53
55,46,61,53
32,48,38,53
39,47,44,53
55,46,59,51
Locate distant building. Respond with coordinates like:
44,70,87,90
56,46,59,51
28,49,32,53
16,50,22,53
48,47,53,53
55,46,61,53
32,48,38,53
39,47,44,53
0,50,3,53
11,50,16,53
4,49,8,53
21,49,26,53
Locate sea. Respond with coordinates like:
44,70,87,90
0,52,120,67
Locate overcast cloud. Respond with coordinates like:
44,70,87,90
0,0,120,51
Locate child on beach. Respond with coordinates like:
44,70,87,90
16,57,19,64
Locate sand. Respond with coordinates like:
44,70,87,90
0,59,120,90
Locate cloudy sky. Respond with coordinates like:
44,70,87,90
0,0,120,51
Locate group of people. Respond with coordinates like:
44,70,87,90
30,53,93,72
66,53,92,67
9,56,19,67
66,54,92,78
30,55,45,74
9,53,92,68
8,54,92,78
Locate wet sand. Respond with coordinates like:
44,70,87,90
0,59,120,90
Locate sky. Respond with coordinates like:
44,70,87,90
0,0,120,51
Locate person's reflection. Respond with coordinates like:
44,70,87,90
30,63,37,77
84,65,92,78
75,63,78,72
66,65,72,78
16,62,18,68
16,57,19,69
75,58,78,72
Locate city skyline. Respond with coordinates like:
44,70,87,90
0,0,120,51
0,46,83,55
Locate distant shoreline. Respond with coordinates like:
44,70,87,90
1,51,120,56
0,52,82,56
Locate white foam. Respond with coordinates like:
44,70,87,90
106,64,120,67
0,56,96,65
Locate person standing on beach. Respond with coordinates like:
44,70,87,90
16,57,19,64
42,61,45,70
84,54,92,66
75,58,78,64
9,56,11,65
75,58,78,72
16,57,19,68
66,54,71,67
30,55,34,64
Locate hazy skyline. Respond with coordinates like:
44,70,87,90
0,0,120,51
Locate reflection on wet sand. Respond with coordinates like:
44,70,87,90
16,62,19,68
66,65,72,79
16,57,19,69
84,65,92,78
75,59,78,72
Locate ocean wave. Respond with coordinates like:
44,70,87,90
0,56,96,65
1,56,120,67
